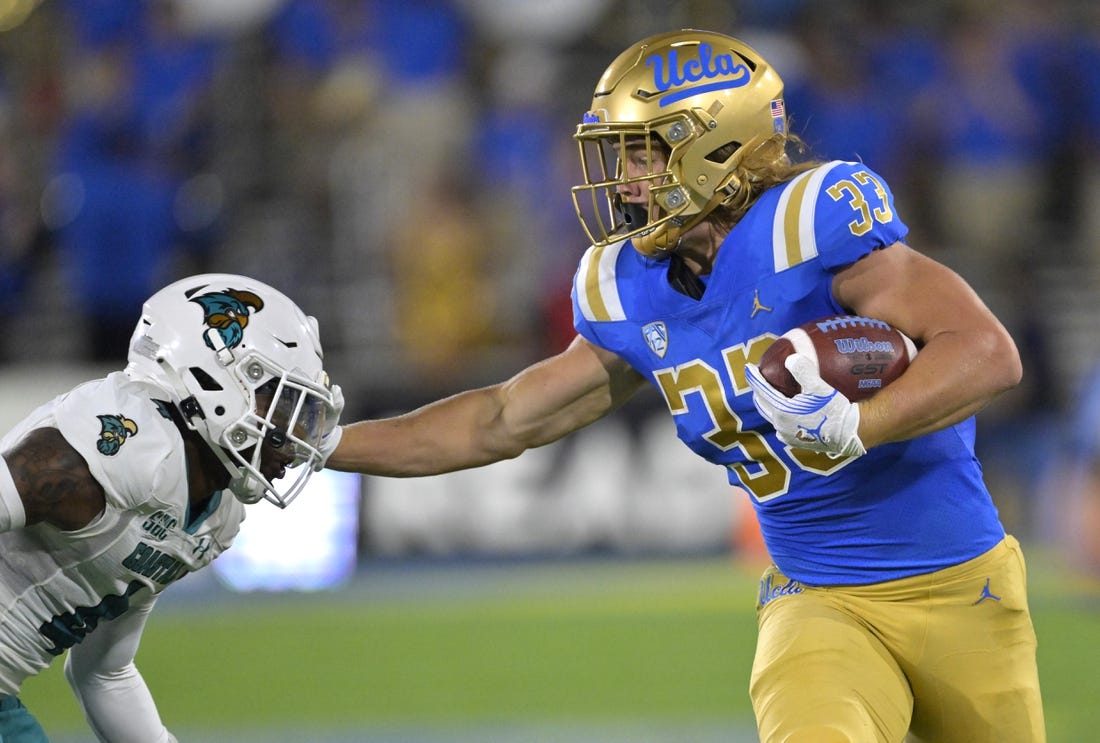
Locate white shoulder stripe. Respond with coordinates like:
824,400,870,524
576,239,628,323
771,161,844,272
575,246,598,321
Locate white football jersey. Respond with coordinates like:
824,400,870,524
0,371,245,694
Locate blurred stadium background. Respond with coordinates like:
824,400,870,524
1,0,1100,740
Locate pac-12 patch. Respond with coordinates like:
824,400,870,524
642,321,668,358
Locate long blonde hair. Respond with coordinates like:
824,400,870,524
709,132,823,232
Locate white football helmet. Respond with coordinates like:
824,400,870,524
572,29,787,257
125,273,338,508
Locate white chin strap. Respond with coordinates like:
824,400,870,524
216,438,316,509
206,443,261,504
216,426,322,509
227,473,265,505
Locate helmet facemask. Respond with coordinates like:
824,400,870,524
574,115,718,257
214,355,334,508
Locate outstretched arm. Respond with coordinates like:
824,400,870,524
64,590,177,743
328,335,645,476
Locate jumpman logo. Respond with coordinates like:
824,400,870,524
973,578,1001,605
750,290,772,318
795,415,827,444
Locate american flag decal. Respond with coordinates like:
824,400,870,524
770,99,786,133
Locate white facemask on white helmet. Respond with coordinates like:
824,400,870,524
124,273,338,508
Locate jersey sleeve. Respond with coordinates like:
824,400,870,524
571,239,631,347
52,374,187,514
771,160,909,276
811,160,908,270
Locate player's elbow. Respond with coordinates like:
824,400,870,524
984,327,1024,395
1002,349,1024,392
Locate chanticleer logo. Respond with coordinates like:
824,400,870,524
95,414,138,455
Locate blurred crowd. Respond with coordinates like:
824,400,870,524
1,0,1100,564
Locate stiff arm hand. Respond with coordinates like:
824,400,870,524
314,384,345,471
745,353,865,458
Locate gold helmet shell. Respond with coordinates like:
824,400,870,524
572,29,786,257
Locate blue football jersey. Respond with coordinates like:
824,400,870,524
572,160,1004,585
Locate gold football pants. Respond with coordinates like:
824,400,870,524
750,536,1045,742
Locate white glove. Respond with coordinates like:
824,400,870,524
325,383,345,433
745,353,866,458
314,424,343,471
314,384,345,471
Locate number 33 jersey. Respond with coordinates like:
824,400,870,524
0,371,245,694
572,160,1005,586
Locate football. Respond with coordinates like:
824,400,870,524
758,315,917,401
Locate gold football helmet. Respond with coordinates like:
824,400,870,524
572,29,787,257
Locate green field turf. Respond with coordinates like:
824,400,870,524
18,550,1100,742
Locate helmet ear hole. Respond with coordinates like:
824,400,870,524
706,141,741,164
